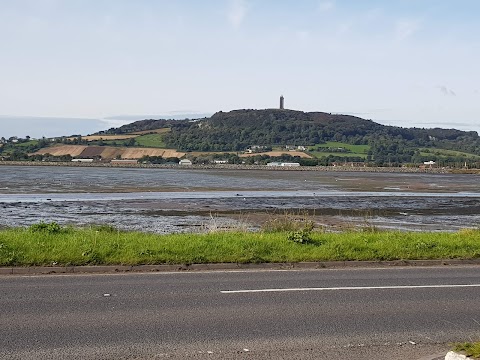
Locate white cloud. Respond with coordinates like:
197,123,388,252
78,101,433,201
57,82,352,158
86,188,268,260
318,1,335,12
394,19,420,40
437,86,456,97
227,0,248,29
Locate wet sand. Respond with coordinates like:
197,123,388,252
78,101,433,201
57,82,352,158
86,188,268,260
1,166,479,233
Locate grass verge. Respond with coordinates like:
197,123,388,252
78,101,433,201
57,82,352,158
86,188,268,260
453,342,480,359
1,225,480,267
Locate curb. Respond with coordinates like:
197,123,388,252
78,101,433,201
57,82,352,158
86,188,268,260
1,259,480,275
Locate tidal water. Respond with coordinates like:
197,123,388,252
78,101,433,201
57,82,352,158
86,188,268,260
1,166,479,233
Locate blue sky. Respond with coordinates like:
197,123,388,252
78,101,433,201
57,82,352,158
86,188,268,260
1,0,479,138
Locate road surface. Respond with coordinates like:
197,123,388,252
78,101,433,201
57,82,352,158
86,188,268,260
1,266,479,359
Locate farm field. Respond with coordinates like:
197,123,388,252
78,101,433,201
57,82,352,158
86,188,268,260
309,151,368,159
34,145,185,159
11,140,40,147
308,141,370,159
131,128,171,135
420,148,480,159
240,151,312,158
71,134,139,141
134,133,169,148
35,145,87,157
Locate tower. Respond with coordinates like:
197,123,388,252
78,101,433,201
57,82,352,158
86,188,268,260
280,95,284,110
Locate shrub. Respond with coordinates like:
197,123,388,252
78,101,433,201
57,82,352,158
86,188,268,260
287,221,314,244
262,211,314,233
29,221,62,234
90,224,118,233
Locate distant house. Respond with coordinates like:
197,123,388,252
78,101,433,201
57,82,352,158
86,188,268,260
71,158,94,163
281,162,300,167
213,160,228,164
285,145,306,151
332,162,366,167
246,145,267,153
179,159,193,166
267,162,301,167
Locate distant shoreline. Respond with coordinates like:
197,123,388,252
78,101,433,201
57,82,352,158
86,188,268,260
0,160,464,174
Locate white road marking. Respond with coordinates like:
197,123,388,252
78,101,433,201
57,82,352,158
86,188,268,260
221,284,480,294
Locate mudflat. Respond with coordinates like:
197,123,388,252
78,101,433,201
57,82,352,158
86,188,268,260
1,166,479,233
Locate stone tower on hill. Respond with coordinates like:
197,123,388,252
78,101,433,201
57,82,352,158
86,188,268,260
280,95,284,109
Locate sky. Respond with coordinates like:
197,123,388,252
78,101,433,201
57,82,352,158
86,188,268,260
1,0,479,138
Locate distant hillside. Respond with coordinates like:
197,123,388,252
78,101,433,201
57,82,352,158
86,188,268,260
99,119,180,134
0,108,470,166
96,108,480,165
162,110,388,151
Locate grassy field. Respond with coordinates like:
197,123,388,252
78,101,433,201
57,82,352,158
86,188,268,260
13,140,40,148
134,132,169,148
1,224,479,267
309,151,368,159
79,135,139,141
309,141,370,159
420,148,480,160
132,128,171,135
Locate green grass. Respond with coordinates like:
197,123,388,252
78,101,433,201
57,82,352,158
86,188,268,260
454,342,480,359
1,226,479,267
134,133,169,148
13,140,40,148
420,148,480,159
309,151,368,159
309,141,370,159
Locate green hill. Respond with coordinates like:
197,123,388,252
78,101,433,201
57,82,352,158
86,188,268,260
3,108,480,167
94,108,480,166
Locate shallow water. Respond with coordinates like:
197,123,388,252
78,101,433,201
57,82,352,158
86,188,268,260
1,166,479,232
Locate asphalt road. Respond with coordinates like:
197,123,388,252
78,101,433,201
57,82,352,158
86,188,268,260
1,266,479,359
